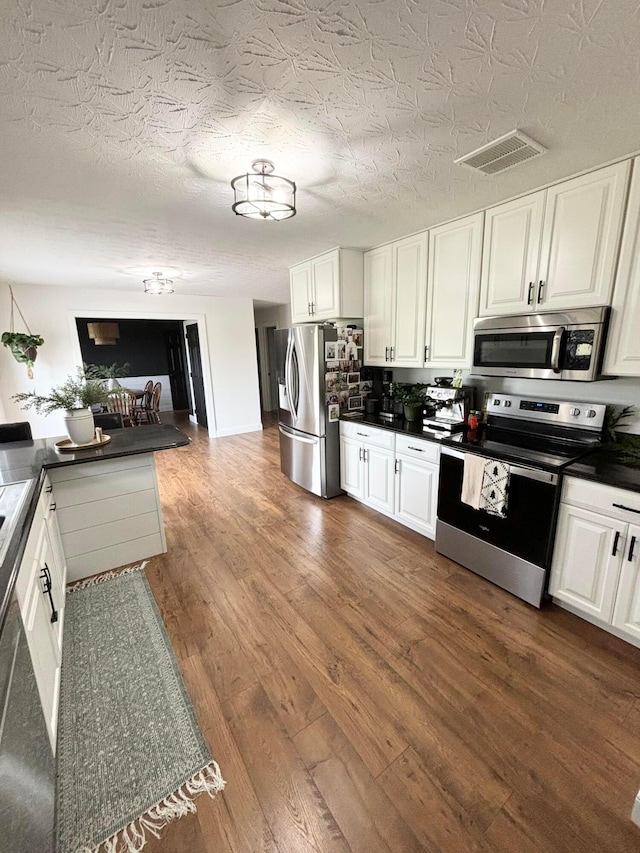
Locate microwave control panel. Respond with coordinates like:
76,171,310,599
564,329,595,371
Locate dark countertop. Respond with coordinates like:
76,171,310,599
564,443,640,494
0,424,190,636
339,413,448,443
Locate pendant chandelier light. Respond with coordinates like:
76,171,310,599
231,159,296,221
143,271,174,295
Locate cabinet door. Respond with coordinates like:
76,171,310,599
312,251,340,319
290,263,312,323
395,455,438,538
426,213,483,366
364,245,394,366
550,505,624,622
538,161,630,311
479,191,545,316
364,444,395,514
612,523,640,642
392,233,427,367
340,436,364,499
604,158,640,376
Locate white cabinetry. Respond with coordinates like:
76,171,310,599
604,156,640,376
49,453,166,582
290,248,364,323
394,435,439,538
339,423,440,538
15,474,67,752
550,477,640,647
425,213,483,367
364,233,427,367
480,162,630,316
339,422,395,514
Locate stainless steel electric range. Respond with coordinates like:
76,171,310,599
435,394,606,607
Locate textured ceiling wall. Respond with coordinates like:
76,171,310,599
1,0,640,302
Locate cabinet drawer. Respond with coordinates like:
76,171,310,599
562,477,640,520
339,421,395,450
52,466,156,508
395,434,440,463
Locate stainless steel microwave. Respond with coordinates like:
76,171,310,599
471,307,610,381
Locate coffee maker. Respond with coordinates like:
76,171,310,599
380,369,396,421
422,385,473,438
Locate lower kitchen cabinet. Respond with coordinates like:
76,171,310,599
15,474,67,752
339,423,395,514
339,422,440,538
550,476,640,647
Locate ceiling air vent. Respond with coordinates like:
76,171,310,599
455,130,546,175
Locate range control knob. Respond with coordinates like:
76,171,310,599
586,409,597,418
493,399,501,406
503,400,512,407
569,407,581,416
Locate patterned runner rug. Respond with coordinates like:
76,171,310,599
56,563,225,853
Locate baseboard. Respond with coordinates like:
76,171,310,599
551,598,640,649
215,422,263,437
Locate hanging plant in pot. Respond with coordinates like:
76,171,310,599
2,285,44,378
12,369,110,445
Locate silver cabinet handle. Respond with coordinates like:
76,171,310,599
358,447,363,461
45,484,53,494
390,347,394,361
356,432,369,437
537,280,544,304
40,564,58,624
550,326,565,373
311,302,315,315
527,282,534,305
407,446,424,452
395,459,399,474
50,502,56,511
424,345,430,362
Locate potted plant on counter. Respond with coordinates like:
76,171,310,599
13,369,110,445
394,384,428,422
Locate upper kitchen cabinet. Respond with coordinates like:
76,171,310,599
425,213,483,367
364,233,427,367
479,161,630,316
289,248,364,323
604,157,640,376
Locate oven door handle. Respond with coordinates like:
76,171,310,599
550,326,566,374
441,447,558,485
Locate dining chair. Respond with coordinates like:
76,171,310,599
0,421,32,442
107,391,137,427
137,382,162,425
133,380,154,424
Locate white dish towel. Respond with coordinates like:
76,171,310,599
461,454,510,517
461,453,485,510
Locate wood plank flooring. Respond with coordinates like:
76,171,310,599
142,414,640,852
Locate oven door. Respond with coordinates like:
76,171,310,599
472,324,565,379
437,448,559,568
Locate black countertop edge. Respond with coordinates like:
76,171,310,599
0,424,191,637
339,413,452,444
564,449,640,494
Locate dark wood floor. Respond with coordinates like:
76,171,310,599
142,413,640,852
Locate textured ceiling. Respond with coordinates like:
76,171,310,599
2,0,640,305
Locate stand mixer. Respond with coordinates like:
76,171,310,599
422,386,473,438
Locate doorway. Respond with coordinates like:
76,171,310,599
265,326,278,413
185,323,208,428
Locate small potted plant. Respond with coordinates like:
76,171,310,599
2,331,44,375
13,368,110,445
395,384,428,422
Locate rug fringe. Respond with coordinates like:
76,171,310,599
67,562,148,594
81,760,225,853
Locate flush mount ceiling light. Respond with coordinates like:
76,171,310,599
143,271,174,295
231,159,296,221
87,322,119,345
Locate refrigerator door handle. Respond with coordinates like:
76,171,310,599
278,425,318,445
284,334,299,422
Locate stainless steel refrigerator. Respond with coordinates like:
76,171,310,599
276,325,342,499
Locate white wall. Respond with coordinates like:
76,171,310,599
0,283,262,439
392,367,640,434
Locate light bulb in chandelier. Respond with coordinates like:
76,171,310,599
143,272,174,295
